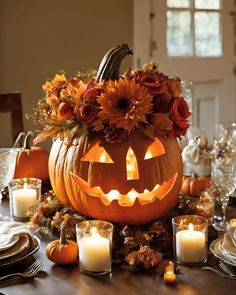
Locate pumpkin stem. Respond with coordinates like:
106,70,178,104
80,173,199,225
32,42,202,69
95,44,133,83
191,173,199,179
23,131,34,150
60,225,67,245
13,132,26,148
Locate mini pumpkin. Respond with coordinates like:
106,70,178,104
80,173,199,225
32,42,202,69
14,131,49,181
181,174,211,196
45,226,78,264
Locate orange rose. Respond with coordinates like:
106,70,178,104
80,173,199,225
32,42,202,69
78,104,97,123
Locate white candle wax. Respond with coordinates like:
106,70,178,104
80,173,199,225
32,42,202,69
79,233,111,272
176,224,206,263
12,186,37,218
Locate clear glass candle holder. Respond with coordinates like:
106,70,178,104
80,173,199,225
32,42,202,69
172,215,208,265
8,178,42,221
76,220,113,276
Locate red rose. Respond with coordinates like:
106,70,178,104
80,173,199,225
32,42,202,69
153,92,172,112
81,87,101,103
170,97,191,136
79,104,97,123
58,102,75,120
134,70,163,94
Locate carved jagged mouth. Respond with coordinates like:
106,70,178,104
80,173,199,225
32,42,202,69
70,172,178,207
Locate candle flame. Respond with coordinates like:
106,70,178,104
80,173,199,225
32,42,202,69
189,223,194,231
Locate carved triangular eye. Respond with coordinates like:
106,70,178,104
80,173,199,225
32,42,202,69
144,138,165,159
81,141,114,163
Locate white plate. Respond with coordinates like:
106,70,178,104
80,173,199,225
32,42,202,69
0,235,20,253
222,232,236,257
0,235,30,260
210,237,236,267
0,235,40,269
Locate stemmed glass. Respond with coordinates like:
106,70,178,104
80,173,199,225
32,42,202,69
211,122,236,232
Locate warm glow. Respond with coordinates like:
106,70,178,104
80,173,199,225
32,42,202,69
70,171,178,207
81,142,114,163
107,190,120,201
144,138,165,159
126,147,139,180
189,223,194,231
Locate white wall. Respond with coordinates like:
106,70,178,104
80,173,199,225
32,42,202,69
0,0,133,149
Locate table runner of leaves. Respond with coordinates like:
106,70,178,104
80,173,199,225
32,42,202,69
27,191,218,271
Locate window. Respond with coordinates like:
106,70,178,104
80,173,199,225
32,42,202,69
167,0,222,57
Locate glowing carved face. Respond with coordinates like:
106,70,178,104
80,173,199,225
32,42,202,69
70,134,178,207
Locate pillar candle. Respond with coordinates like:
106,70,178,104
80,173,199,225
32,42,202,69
176,223,206,263
12,184,37,218
78,229,111,272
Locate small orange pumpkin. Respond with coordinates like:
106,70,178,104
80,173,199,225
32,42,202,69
181,174,211,196
14,131,49,181
45,226,78,264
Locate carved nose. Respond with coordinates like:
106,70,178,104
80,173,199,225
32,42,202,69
126,147,139,180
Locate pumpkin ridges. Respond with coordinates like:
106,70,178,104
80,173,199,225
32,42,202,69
49,131,183,224
180,175,211,196
49,140,70,205
14,147,49,181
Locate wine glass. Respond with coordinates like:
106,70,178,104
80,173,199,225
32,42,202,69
211,156,236,231
0,148,19,202
211,122,236,231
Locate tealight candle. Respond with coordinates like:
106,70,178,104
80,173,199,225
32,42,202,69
229,219,236,227
164,261,176,285
76,220,113,275
172,215,208,264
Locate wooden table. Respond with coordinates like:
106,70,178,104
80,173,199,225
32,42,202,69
1,198,236,295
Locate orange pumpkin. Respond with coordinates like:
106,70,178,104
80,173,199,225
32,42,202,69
14,132,49,181
49,131,183,225
45,226,78,264
181,174,211,196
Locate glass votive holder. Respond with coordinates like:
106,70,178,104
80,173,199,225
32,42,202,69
8,178,42,221
76,220,113,276
172,215,208,265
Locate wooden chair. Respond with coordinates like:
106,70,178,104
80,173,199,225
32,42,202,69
0,92,24,143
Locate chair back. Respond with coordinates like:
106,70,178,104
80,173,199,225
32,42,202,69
0,92,24,143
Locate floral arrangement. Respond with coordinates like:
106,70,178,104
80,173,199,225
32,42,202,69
33,61,191,144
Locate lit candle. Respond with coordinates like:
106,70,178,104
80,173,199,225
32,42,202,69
164,261,176,285
229,219,236,227
78,227,111,273
12,183,37,218
176,223,206,263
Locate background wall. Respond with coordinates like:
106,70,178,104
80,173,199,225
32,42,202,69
0,0,133,149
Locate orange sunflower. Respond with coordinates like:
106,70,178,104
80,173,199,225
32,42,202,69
97,79,152,133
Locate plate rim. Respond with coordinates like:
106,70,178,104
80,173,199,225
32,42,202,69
0,235,20,253
210,237,236,267
0,235,40,269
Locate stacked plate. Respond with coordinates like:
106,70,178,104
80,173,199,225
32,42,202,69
0,223,40,268
210,229,236,266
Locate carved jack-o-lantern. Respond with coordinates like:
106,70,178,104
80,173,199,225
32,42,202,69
49,131,183,224
47,44,188,224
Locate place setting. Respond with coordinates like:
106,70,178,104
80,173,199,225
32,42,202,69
1,41,236,295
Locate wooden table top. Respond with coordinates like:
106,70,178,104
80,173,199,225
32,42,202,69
1,197,236,295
